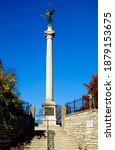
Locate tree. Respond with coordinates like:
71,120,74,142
82,73,98,109
0,60,23,129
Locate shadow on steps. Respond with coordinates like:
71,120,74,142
9,130,48,150
34,130,47,139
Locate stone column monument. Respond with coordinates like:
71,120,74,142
42,8,57,126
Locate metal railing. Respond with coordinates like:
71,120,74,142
46,120,55,150
21,101,31,115
65,98,86,114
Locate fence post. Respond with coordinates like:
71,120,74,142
30,106,36,119
66,102,68,114
61,106,66,132
27,102,29,114
74,99,76,113
88,94,93,109
30,106,36,130
82,98,84,108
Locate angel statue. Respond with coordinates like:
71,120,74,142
41,7,55,26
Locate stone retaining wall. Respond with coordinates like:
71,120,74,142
62,108,98,150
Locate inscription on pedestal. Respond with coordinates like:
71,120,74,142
45,107,54,116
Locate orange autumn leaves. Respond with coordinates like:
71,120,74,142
82,73,98,109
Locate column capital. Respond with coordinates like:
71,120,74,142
44,26,55,38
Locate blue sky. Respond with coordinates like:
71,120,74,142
0,0,97,114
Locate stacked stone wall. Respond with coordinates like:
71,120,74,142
63,109,98,150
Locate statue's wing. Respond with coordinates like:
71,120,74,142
50,8,55,15
41,13,48,17
84,84,90,91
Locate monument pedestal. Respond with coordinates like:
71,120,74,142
42,100,57,126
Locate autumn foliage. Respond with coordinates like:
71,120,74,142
0,60,23,129
82,73,98,109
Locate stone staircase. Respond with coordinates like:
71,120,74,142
54,130,79,150
24,127,79,150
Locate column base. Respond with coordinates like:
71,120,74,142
42,119,56,126
42,100,57,127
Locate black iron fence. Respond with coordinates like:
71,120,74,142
21,101,30,115
65,98,86,114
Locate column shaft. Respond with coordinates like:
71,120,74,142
46,36,53,100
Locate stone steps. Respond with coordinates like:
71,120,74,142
54,130,79,150
24,127,79,150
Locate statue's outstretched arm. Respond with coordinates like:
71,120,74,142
50,8,55,15
41,13,48,18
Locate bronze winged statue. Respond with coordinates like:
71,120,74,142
41,7,55,26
